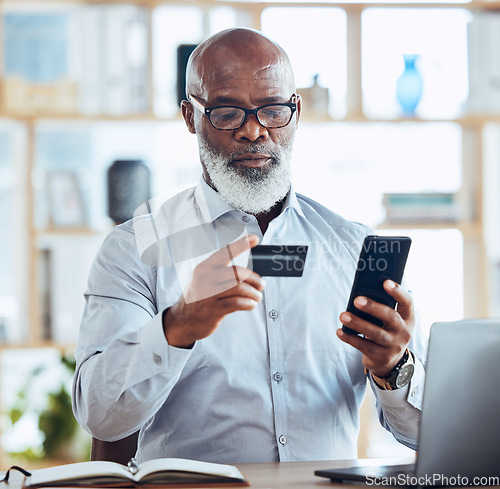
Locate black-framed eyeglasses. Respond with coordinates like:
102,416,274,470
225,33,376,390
188,94,298,131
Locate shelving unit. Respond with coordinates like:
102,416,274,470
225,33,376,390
0,0,498,464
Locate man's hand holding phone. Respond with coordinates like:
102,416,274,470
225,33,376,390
337,235,415,379
337,279,415,379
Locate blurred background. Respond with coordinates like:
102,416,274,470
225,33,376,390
0,0,499,467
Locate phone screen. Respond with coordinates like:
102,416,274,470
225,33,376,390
343,235,412,335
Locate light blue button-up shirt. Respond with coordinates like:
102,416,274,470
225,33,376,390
72,178,427,464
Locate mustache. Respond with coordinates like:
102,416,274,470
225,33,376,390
227,145,280,168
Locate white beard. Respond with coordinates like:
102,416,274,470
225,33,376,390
199,140,293,215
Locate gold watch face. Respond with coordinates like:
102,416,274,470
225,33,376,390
395,363,415,389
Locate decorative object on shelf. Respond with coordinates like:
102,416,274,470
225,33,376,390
3,78,78,115
107,159,151,225
177,44,198,107
46,171,87,228
38,249,53,341
2,12,78,115
382,192,458,223
0,318,7,342
3,13,69,82
297,74,329,119
467,12,500,115
77,4,149,115
396,54,423,117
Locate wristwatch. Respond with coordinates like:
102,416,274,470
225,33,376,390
369,349,415,391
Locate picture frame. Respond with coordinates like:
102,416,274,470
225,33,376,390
46,171,87,228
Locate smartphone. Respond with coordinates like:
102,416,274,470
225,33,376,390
343,235,412,335
250,245,308,277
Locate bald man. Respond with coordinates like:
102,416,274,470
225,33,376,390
73,28,427,464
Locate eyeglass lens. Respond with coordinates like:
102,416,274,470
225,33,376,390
210,105,293,130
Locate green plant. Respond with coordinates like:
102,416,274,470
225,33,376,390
6,352,88,461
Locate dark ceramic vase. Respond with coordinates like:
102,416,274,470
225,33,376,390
107,159,151,224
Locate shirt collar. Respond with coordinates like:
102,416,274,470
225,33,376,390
194,176,306,223
282,184,306,219
194,177,235,223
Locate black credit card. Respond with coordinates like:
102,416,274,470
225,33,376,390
249,245,308,277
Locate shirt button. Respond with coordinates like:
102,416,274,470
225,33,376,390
241,215,250,222
273,372,282,383
269,309,278,320
153,354,162,366
279,435,287,445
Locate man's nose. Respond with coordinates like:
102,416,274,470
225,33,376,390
234,114,269,142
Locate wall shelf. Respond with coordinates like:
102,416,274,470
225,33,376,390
0,0,490,342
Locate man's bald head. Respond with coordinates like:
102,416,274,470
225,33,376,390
185,28,295,100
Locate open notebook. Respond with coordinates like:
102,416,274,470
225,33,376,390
315,319,500,487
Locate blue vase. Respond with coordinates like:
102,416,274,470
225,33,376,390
396,55,423,117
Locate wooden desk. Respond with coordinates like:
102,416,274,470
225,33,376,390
237,459,408,489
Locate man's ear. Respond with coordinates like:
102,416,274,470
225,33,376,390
295,93,302,128
181,100,196,134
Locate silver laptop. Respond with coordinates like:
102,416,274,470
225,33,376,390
315,319,500,487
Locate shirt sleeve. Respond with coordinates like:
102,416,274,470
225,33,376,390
71,224,192,442
369,311,428,450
